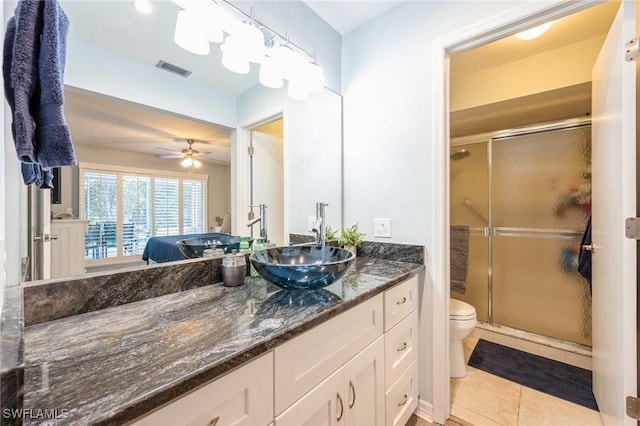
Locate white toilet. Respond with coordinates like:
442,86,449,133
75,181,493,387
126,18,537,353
449,298,477,378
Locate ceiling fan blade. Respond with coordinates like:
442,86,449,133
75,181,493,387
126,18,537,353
156,154,183,159
155,147,181,154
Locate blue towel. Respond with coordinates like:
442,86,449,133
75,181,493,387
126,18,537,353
450,225,469,294
578,217,592,294
3,0,75,189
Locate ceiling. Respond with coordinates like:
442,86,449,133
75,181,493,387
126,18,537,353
450,1,619,78
64,90,232,163
302,0,405,35
450,0,619,137
61,0,619,157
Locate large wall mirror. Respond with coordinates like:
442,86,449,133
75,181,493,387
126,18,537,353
13,0,342,283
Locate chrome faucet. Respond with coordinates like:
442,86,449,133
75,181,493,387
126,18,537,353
247,203,268,242
311,202,328,248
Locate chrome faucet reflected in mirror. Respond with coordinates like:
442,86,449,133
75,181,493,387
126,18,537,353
312,202,328,248
247,204,268,242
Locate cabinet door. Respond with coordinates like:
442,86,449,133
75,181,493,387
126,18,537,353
343,336,385,426
276,368,345,426
132,353,273,426
275,294,383,413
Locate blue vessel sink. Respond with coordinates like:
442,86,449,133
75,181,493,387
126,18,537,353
176,234,241,258
249,246,356,290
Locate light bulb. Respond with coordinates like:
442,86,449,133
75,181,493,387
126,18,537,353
221,35,250,74
235,21,265,63
132,0,152,14
181,157,194,168
288,78,309,101
193,159,202,168
515,22,552,40
259,55,284,89
174,10,210,55
305,60,324,94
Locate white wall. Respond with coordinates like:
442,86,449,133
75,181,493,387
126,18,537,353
237,86,343,237
65,40,237,129
341,0,528,408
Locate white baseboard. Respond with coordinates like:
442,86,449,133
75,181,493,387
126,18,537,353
414,399,433,422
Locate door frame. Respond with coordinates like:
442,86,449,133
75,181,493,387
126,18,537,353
431,0,601,423
232,106,287,240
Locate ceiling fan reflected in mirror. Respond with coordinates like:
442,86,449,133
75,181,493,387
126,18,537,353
155,139,225,171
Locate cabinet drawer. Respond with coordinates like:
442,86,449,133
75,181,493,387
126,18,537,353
385,360,419,426
384,276,418,332
275,294,383,414
132,353,273,426
385,310,418,390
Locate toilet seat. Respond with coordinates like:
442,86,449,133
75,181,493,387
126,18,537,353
450,298,477,320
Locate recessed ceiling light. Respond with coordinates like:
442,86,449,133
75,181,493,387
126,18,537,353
132,0,153,14
515,22,553,40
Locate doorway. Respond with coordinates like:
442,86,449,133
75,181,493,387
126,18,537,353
249,119,285,247
431,1,635,425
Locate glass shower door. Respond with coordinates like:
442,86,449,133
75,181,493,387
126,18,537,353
491,126,592,346
450,141,489,322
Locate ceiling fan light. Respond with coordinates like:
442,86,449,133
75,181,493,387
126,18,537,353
132,0,152,14
174,10,210,55
181,157,194,168
193,159,202,168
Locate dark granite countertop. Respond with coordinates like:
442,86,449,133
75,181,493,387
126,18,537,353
22,257,423,425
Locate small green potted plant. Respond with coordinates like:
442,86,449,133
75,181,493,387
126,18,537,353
338,223,365,256
325,224,338,242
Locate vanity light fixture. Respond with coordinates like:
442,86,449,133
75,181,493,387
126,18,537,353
221,35,250,74
515,22,553,40
305,54,324,94
174,10,211,55
171,0,324,98
259,54,284,89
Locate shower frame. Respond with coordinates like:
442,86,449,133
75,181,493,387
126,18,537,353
451,117,591,328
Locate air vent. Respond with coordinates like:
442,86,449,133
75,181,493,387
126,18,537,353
155,60,192,77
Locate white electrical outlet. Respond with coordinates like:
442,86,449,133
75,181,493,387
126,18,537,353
308,216,316,232
374,218,391,238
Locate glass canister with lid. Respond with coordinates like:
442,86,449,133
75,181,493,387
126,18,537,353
221,251,246,287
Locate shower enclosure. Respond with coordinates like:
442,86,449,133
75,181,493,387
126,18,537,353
450,120,592,347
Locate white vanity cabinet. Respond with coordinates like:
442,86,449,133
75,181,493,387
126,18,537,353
50,219,89,278
131,353,274,426
275,336,385,426
130,274,420,426
275,274,420,426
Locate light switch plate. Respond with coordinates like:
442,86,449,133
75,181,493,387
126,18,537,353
308,216,316,232
374,218,391,238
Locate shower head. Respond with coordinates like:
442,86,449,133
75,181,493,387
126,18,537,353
450,149,470,160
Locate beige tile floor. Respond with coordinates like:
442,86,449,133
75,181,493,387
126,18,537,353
448,335,604,426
